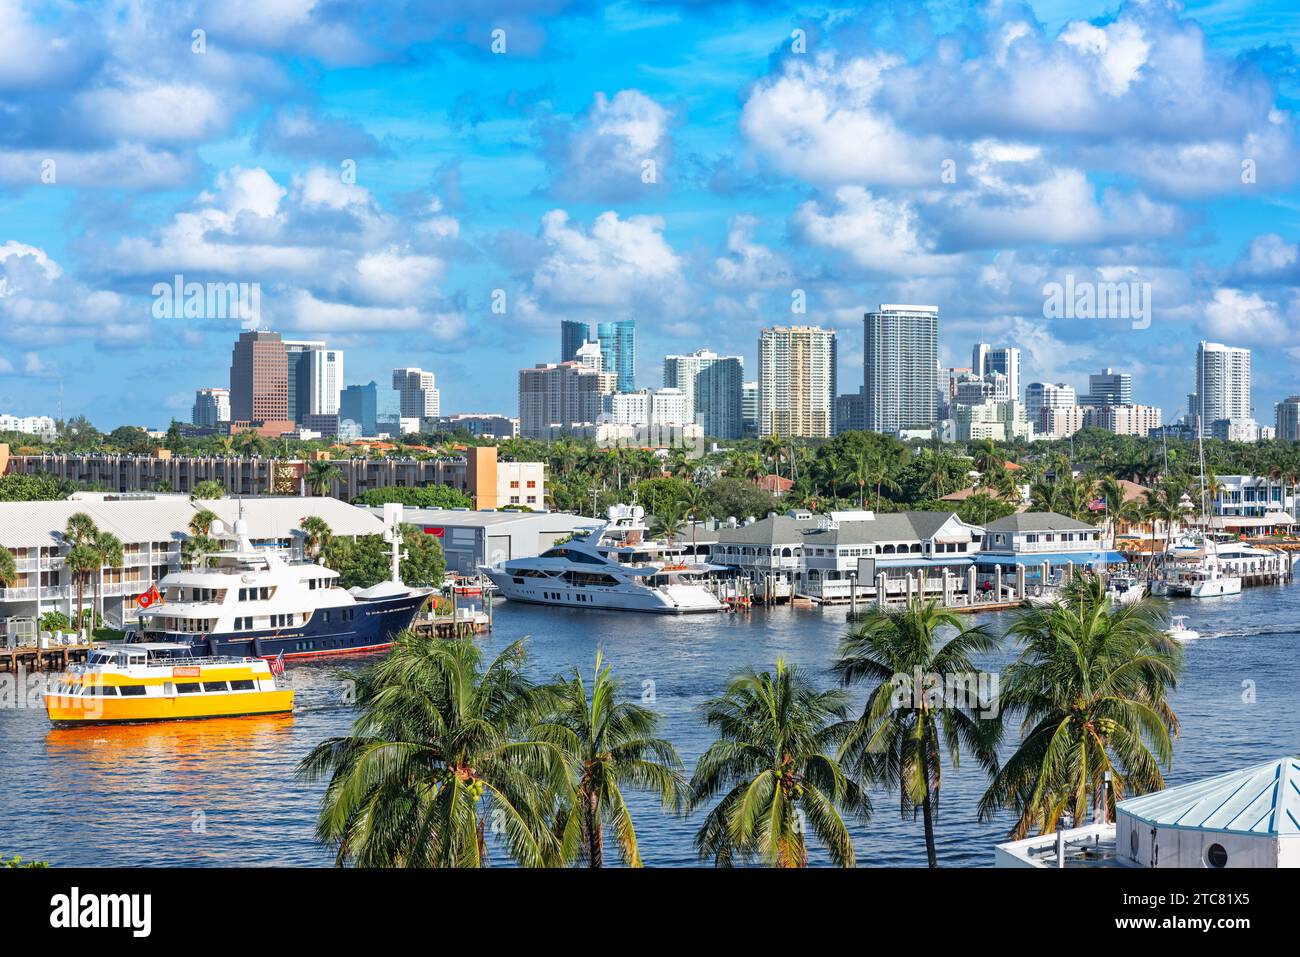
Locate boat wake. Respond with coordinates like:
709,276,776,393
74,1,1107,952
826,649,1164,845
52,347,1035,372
1194,625,1298,641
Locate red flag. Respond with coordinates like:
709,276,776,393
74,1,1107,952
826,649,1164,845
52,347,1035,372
136,585,162,609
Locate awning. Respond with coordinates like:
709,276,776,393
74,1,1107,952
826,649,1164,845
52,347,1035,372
975,550,1128,567
874,557,975,569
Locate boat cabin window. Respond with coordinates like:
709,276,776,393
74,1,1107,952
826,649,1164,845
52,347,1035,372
177,683,202,694
229,679,255,691
118,685,147,697
203,681,229,693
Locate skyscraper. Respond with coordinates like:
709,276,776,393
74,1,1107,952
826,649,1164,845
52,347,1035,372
307,348,343,416
229,330,288,423
971,342,1019,403
1081,368,1133,407
282,339,324,424
864,305,939,433
741,381,759,438
1195,341,1251,435
663,349,745,439
757,325,837,437
1024,382,1077,417
341,382,378,436
1277,396,1300,442
596,320,635,393
561,320,591,363
393,368,441,419
192,388,230,428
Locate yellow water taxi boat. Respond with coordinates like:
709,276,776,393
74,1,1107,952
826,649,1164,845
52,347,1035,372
44,643,293,725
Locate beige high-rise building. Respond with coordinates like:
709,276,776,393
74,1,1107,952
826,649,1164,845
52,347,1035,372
1087,404,1162,436
518,361,616,439
757,325,837,437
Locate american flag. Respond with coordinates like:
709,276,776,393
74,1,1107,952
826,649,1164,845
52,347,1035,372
270,650,285,677
1087,498,1106,512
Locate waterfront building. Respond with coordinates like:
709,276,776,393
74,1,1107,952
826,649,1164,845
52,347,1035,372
596,320,636,393
518,361,616,438
1196,341,1251,436
340,382,379,436
229,330,288,424
393,368,440,419
976,512,1122,573
1276,396,1300,442
835,388,866,434
663,349,745,439
429,413,518,439
1209,475,1299,520
369,507,593,575
758,325,837,437
191,388,230,428
864,304,939,433
996,758,1300,868
0,493,381,628
560,320,591,363
1080,368,1133,407
741,381,759,437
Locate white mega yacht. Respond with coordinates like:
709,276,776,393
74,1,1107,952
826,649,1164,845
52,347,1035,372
481,504,724,614
127,507,431,659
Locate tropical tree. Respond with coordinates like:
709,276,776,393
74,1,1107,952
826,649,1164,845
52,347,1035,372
834,601,1001,867
978,577,1182,838
297,636,567,867
688,659,871,867
531,651,685,867
306,460,343,497
90,530,124,635
189,508,218,538
191,480,227,500
299,516,334,561
181,535,218,570
63,512,99,639
0,547,16,592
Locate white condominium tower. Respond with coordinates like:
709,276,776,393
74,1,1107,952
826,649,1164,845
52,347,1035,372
1024,382,1077,417
307,347,344,416
1195,341,1251,434
757,326,837,437
393,368,441,418
192,387,231,427
663,349,745,439
864,304,939,433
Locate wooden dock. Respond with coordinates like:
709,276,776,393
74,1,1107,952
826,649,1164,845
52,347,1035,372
1,642,100,673
410,611,491,640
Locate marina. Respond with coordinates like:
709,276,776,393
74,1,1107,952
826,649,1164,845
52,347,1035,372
3,579,1298,867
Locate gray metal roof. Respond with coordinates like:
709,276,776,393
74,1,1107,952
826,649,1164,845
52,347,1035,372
983,511,1096,533
802,511,969,546
1119,758,1300,837
714,515,822,545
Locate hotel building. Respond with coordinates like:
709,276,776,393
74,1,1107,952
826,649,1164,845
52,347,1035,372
758,325,837,438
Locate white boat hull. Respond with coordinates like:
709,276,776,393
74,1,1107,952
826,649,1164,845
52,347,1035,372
481,568,723,614
1166,628,1200,642
1189,577,1242,598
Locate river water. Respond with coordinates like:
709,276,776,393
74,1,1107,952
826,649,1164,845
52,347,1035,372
2,584,1297,868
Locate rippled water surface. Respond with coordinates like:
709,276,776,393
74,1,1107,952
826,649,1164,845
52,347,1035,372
3,584,1297,867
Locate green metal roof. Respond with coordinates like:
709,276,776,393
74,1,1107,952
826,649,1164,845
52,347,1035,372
1119,758,1300,836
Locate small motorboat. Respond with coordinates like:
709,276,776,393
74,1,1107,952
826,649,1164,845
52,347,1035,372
1165,615,1199,643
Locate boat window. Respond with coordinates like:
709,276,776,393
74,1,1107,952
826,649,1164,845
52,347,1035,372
229,679,256,691
1205,843,1228,868
177,683,202,694
91,685,119,696
118,685,147,697
203,681,229,692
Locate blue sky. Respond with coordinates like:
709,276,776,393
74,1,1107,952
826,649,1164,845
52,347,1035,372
1,0,1298,427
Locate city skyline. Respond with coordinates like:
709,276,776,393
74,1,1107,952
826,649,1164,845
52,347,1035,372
0,2,1297,428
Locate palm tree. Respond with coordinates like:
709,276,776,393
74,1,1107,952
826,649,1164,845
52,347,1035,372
90,530,124,637
181,535,218,570
306,461,342,497
297,636,567,867
63,512,99,639
191,480,227,500
978,577,1182,839
847,450,873,508
834,600,1001,867
688,659,871,867
189,508,218,538
680,482,707,555
299,516,334,561
531,651,685,867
